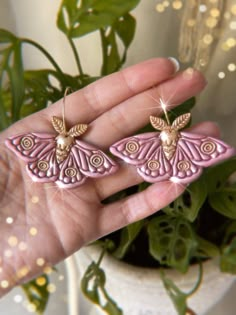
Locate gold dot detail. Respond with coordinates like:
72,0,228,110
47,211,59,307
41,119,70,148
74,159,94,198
6,217,14,224
16,266,30,279
230,21,236,30
228,63,236,71
14,294,23,303
218,72,226,79
206,17,218,28
231,4,236,15
36,277,47,286
226,38,236,48
26,303,37,313
210,8,220,17
1,280,9,288
221,42,230,51
8,236,18,247
163,0,170,7
36,258,45,267
4,250,13,258
183,68,194,80
224,12,231,20
29,227,38,236
203,34,213,45
58,275,64,281
156,4,165,12
43,266,53,275
187,19,196,27
31,196,39,204
199,4,207,13
18,242,27,251
172,0,183,10
47,283,56,293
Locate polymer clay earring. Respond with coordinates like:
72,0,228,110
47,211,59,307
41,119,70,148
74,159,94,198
110,99,235,185
5,91,118,188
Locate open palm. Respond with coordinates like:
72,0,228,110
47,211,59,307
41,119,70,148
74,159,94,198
0,58,216,295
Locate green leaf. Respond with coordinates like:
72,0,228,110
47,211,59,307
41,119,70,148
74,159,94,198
7,40,25,122
205,157,236,193
220,238,236,274
163,176,207,222
148,216,198,272
113,220,144,259
0,31,24,123
100,13,136,75
81,252,123,315
100,28,120,75
57,0,140,38
0,29,16,43
209,183,236,219
22,275,50,314
196,236,220,258
160,264,202,315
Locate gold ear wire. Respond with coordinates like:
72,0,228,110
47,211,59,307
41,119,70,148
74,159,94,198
159,98,171,126
62,87,73,132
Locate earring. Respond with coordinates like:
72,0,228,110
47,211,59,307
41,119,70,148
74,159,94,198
5,90,118,189
110,99,235,185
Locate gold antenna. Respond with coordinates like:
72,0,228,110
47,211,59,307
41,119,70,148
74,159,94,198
159,98,170,126
62,87,72,132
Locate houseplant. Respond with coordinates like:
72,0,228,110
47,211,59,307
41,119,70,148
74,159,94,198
0,1,236,314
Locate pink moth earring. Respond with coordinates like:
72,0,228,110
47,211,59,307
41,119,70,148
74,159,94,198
5,90,118,189
110,99,235,185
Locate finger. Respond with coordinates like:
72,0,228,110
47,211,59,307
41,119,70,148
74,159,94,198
83,68,207,148
93,180,184,240
2,58,178,137
94,121,220,200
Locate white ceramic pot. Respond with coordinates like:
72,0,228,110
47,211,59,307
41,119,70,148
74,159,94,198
74,246,235,315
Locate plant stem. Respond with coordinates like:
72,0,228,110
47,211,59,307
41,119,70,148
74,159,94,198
68,37,84,76
21,38,69,86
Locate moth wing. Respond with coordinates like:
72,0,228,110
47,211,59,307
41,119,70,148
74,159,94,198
110,132,161,165
137,146,172,183
170,145,202,184
179,132,236,167
5,133,56,162
27,148,59,183
56,153,86,189
71,140,118,178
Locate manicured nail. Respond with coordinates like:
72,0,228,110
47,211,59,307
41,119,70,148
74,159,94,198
168,57,180,72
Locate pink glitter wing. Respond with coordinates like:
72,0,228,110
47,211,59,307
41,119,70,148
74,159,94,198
5,133,56,161
110,133,173,182
110,132,161,165
56,153,86,189
56,140,118,189
169,145,202,184
71,140,118,178
178,132,236,167
5,133,59,183
137,146,172,182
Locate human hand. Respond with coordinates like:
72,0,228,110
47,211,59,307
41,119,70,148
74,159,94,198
0,58,215,295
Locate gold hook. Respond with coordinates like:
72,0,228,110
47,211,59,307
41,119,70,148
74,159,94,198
62,87,73,132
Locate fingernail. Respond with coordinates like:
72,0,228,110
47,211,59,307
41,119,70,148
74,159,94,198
168,57,180,73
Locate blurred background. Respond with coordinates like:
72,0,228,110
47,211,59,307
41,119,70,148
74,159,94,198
0,0,236,314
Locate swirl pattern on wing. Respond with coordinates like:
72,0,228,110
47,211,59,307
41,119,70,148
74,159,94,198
110,132,161,165
137,146,172,183
5,133,56,162
27,149,59,182
179,132,236,167
57,153,85,188
170,146,202,184
72,140,118,178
